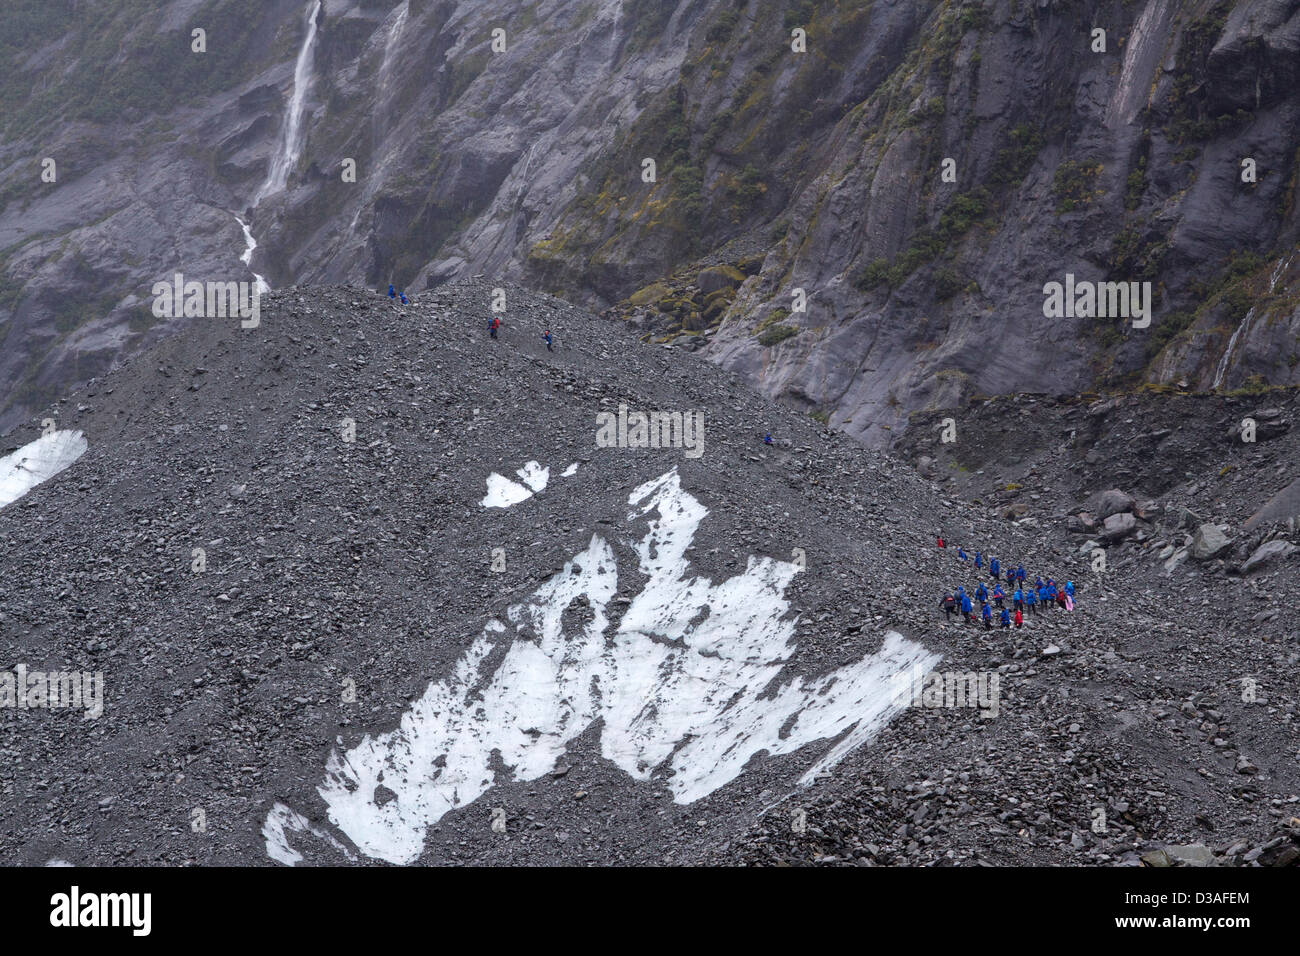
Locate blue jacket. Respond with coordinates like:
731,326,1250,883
1013,589,1023,602
1026,590,1037,605
976,584,988,602
1065,581,1075,596
999,608,1010,624
981,603,992,619
961,595,973,613
387,284,396,298
975,552,983,567
991,559,1000,574
958,548,967,560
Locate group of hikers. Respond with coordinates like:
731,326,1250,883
386,285,554,351
935,535,1076,630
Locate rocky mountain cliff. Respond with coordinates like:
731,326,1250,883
2,0,1299,443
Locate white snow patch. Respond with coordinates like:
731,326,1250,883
561,463,579,477
0,430,88,510
518,460,548,491
480,460,549,507
268,469,938,865
262,802,355,866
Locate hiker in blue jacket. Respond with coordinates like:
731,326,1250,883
981,602,993,630
999,606,1011,629
958,547,968,562
975,551,983,569
993,584,1005,608
387,284,396,298
400,292,408,304
1013,587,1024,612
1016,564,1025,583
1065,580,1075,598
543,330,554,352
990,557,1000,579
960,592,974,623
1026,588,1038,614
976,582,988,604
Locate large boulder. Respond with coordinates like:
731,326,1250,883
1094,489,1137,519
1191,524,1232,560
1242,539,1297,574
1102,512,1136,541
1244,477,1300,531
696,265,745,296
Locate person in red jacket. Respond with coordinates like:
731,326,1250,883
1014,608,1023,629
936,533,945,548
489,316,500,339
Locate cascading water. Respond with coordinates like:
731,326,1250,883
236,0,323,293
234,216,271,295
371,1,409,142
254,0,323,206
378,1,409,100
1212,252,1295,390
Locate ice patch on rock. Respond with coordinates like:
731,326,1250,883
270,469,938,864
561,463,579,478
0,430,88,510
262,802,356,866
480,460,549,507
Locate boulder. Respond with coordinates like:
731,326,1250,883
1095,489,1136,519
1165,844,1215,867
1101,512,1136,541
1242,539,1297,573
1244,477,1300,531
696,265,745,295
1191,524,1232,560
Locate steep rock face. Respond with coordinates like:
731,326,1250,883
2,0,1299,444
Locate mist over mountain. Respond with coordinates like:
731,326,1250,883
2,0,1298,441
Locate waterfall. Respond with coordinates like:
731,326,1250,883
1211,307,1252,390
253,0,323,206
1212,251,1294,391
234,216,271,294
235,0,321,291
377,1,408,99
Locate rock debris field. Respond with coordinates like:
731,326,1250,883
1,281,1297,866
